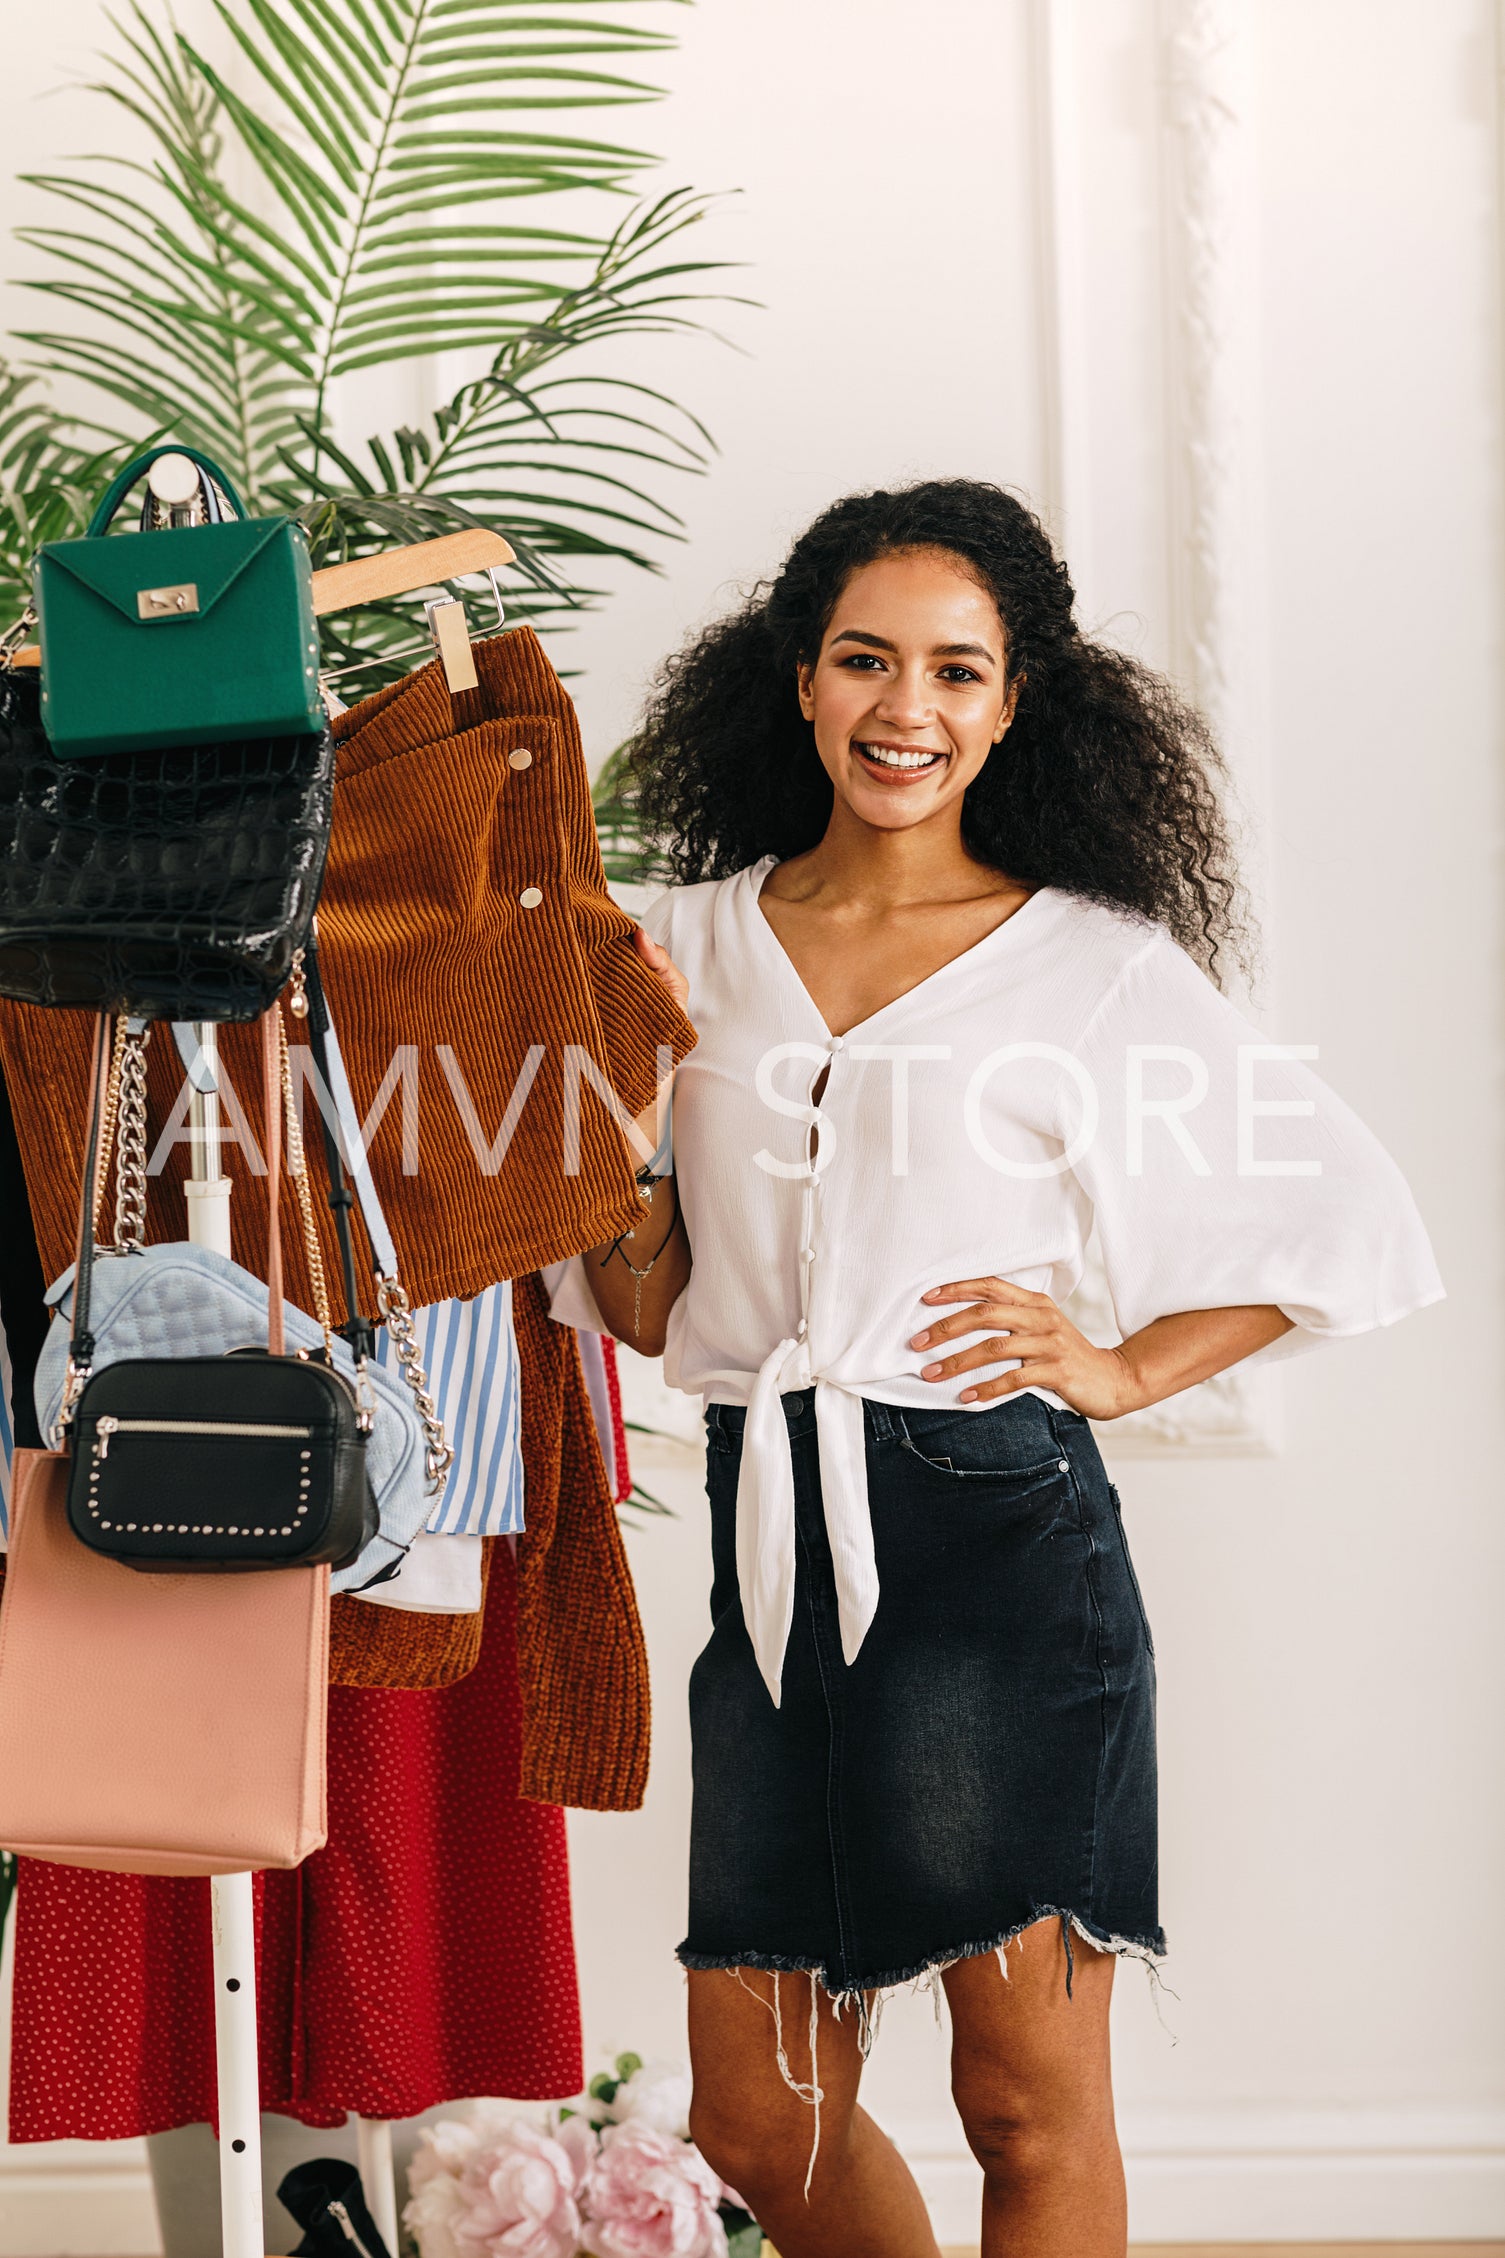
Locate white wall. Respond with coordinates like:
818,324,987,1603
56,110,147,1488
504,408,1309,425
2,0,1503,2247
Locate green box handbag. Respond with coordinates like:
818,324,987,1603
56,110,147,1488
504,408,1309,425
35,445,324,758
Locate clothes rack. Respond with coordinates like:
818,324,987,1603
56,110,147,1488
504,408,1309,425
80,463,516,2257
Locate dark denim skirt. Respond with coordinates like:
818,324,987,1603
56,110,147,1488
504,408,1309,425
677,1390,1165,1999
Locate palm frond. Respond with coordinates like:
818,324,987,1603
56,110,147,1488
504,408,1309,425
0,362,136,627
592,739,673,886
11,0,739,687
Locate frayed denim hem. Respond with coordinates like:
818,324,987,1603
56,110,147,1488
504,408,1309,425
676,1911,1171,2189
677,1902,1168,2006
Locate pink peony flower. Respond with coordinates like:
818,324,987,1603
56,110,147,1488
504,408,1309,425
409,2115,483,2190
580,2122,729,2258
555,2111,602,2186
404,2167,470,2258
442,2116,586,2258
406,2117,485,2258
605,2061,693,2141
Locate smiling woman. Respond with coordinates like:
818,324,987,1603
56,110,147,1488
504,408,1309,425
549,480,1442,2258
629,478,1247,982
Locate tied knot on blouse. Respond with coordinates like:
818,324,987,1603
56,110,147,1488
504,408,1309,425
552,860,1443,1706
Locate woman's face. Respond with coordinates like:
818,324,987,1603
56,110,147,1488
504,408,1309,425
796,547,1017,837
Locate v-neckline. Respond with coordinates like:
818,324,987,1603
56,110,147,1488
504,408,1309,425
746,856,1052,1042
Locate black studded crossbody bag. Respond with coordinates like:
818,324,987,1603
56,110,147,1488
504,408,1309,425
60,1007,376,1573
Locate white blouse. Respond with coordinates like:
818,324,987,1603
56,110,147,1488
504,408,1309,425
552,859,1443,1704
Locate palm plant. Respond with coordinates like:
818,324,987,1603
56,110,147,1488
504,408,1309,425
590,740,674,886
0,366,137,629
8,0,732,694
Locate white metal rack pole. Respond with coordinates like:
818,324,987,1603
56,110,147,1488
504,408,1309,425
210,1865,265,2258
186,1024,265,2258
357,2118,400,2256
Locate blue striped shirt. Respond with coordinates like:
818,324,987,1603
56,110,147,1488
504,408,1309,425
372,1282,525,1537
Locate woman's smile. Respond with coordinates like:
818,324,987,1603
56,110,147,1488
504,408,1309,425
853,737,949,779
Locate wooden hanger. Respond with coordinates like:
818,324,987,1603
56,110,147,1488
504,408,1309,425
310,527,513,616
5,526,516,674
316,526,515,696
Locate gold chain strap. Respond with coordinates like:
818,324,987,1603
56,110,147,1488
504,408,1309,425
110,1024,150,1253
277,1005,337,1362
89,1018,127,1245
375,1276,454,1495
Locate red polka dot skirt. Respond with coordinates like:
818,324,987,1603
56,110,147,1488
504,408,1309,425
8,1539,583,2141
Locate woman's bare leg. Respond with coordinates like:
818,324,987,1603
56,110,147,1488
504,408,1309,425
944,1917,1125,2258
686,1968,939,2258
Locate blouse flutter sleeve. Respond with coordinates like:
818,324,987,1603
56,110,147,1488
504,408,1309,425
1068,936,1444,1351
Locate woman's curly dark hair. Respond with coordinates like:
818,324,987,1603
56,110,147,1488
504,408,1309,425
629,477,1251,981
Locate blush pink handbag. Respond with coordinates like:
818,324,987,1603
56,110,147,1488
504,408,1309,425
0,1012,329,1875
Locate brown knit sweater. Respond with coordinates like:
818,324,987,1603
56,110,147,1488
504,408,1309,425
511,1271,650,1810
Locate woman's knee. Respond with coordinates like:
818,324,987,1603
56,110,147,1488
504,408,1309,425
951,2059,1114,2185
688,2090,827,2206
953,2081,1054,2183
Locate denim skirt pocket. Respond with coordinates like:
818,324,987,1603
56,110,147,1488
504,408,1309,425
894,1400,1074,1511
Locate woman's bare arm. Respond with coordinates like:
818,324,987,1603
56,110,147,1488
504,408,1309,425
579,1176,691,1358
581,925,695,1355
910,1281,1293,1418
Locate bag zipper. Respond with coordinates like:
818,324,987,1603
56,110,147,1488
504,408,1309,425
91,1414,314,1462
327,2200,383,2258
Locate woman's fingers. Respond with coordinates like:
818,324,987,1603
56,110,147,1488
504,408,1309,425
919,1329,1047,1381
910,1283,1051,1351
960,1366,1059,1403
634,924,691,1013
921,1275,1038,1307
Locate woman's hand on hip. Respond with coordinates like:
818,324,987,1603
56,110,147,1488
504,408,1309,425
909,1278,1139,1420
909,1282,1295,1419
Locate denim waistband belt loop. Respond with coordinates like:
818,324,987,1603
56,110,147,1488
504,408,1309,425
863,1401,901,1443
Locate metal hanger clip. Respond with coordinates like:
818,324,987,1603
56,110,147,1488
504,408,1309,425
426,565,507,695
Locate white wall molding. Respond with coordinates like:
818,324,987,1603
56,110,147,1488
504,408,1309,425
0,2143,159,2258
1029,0,1092,590
1159,0,1257,754
4,2103,1502,2256
1028,0,1275,1457
893,2103,1505,2245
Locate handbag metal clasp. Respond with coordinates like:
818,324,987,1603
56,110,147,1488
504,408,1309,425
136,582,200,619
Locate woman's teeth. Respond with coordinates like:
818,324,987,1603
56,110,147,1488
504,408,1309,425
858,743,942,771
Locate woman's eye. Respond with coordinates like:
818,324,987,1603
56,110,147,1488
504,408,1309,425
938,665,981,685
838,653,885,671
